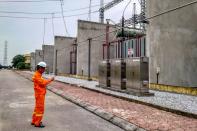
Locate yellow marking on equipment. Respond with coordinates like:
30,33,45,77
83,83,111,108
150,83,197,96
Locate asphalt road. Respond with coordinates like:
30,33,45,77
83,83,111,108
0,70,123,131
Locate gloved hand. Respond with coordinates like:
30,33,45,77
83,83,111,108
50,77,55,81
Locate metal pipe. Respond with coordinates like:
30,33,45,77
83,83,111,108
106,20,110,59
144,37,146,56
55,49,57,75
74,42,77,74
42,47,44,61
157,73,159,84
70,51,72,74
103,44,105,59
88,38,92,81
121,16,124,58
139,37,141,56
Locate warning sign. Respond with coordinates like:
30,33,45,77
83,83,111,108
128,48,134,56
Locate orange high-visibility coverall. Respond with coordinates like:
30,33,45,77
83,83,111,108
32,71,52,126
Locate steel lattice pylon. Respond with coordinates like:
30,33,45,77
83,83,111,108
99,0,124,23
3,41,8,66
140,0,146,30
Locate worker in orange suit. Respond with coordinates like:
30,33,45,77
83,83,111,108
31,62,54,128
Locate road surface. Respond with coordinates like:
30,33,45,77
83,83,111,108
0,70,123,131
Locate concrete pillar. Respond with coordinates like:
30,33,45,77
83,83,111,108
42,45,54,73
53,36,76,75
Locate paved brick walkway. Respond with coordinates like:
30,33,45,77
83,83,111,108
17,71,197,131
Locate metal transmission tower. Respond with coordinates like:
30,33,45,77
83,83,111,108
99,0,124,23
3,41,8,66
132,2,136,28
140,0,147,30
115,0,148,31
99,0,104,23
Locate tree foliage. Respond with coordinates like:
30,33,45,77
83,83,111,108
16,62,26,69
12,55,25,68
12,55,31,70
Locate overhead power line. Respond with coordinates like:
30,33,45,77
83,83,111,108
145,0,197,20
53,10,98,18
57,0,197,51
0,10,99,20
60,0,70,36
0,0,196,21
0,3,104,15
0,15,44,19
0,0,59,2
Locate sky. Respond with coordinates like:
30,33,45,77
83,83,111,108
0,0,141,65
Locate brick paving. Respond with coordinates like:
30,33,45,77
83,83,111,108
17,71,197,131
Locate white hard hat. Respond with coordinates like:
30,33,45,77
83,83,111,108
37,61,47,68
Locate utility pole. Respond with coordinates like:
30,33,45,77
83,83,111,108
43,18,46,45
3,41,8,66
88,0,92,21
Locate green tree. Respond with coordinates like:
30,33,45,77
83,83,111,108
16,62,26,69
25,63,30,69
12,55,25,68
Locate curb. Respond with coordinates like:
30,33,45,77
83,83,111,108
58,81,197,119
47,86,146,131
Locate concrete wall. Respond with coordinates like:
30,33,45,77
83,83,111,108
53,36,76,75
42,45,54,73
30,52,35,71
147,0,197,87
77,20,116,78
35,49,43,68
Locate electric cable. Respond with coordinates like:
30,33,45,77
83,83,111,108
0,0,60,3
0,3,104,15
0,10,99,19
60,0,70,36
145,0,197,21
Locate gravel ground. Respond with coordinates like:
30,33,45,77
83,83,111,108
25,71,197,115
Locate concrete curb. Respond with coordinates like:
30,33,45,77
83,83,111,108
47,86,146,131
62,82,197,119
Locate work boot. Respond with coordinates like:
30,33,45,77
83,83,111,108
31,121,42,126
34,122,45,128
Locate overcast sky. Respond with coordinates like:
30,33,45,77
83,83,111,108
0,0,140,65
